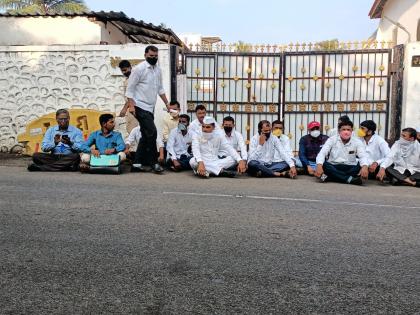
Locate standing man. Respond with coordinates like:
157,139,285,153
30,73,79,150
125,46,169,173
28,109,83,172
118,60,138,134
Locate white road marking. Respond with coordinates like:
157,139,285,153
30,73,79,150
163,191,420,210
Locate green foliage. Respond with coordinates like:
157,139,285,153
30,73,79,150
0,0,89,14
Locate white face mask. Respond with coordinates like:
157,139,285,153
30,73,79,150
399,138,413,146
310,130,320,138
169,109,179,117
202,132,213,140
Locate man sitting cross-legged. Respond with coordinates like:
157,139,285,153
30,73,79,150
80,114,126,170
189,116,247,178
166,114,193,171
247,120,297,178
315,120,369,185
377,127,420,187
28,109,83,172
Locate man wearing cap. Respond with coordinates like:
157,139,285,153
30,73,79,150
357,120,390,178
298,121,329,175
190,116,247,178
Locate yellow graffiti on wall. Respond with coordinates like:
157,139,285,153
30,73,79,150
17,109,112,155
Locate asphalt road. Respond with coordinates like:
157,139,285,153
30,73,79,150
1,160,419,314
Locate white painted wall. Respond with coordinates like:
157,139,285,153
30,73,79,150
375,0,420,45
0,16,133,46
0,44,172,152
402,41,420,129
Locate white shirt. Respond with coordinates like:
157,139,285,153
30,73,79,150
189,118,222,137
381,140,420,175
359,134,390,166
166,127,193,160
273,134,294,162
125,61,165,113
218,130,248,160
125,126,163,152
248,134,295,167
192,133,241,163
316,135,369,166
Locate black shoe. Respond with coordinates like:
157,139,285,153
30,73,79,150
219,170,236,178
27,163,41,172
131,164,147,172
152,163,164,173
349,176,363,185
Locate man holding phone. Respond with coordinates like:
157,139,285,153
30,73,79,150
28,109,83,171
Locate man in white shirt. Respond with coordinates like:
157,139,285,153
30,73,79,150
166,114,193,171
416,127,420,143
190,116,247,178
189,104,222,136
315,120,369,185
218,116,247,170
125,126,164,170
247,120,297,178
271,119,302,168
357,120,390,178
377,127,420,187
125,45,169,173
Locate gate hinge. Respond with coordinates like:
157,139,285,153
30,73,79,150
389,62,402,74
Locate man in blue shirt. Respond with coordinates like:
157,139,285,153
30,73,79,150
28,109,83,172
80,114,126,169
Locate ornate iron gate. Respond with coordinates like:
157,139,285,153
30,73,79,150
184,47,392,150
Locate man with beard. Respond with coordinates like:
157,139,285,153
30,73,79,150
118,60,138,134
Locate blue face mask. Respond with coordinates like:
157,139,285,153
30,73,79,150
178,123,187,132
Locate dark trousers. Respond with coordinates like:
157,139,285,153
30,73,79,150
134,107,157,165
169,154,192,170
386,167,420,186
323,161,361,183
247,160,289,177
32,152,80,171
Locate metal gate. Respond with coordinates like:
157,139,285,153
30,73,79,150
184,46,392,150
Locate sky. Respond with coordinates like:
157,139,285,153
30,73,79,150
86,0,380,44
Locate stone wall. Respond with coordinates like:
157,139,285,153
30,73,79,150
0,44,172,152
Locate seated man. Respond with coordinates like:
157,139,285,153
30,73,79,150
315,120,369,185
189,104,221,136
28,109,83,172
189,116,247,178
271,120,303,168
247,120,297,178
299,121,329,175
377,127,420,187
166,114,193,171
417,127,420,143
218,116,247,170
161,100,181,145
80,114,126,169
125,126,164,170
357,120,390,178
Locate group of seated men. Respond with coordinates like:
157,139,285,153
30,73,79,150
28,106,420,187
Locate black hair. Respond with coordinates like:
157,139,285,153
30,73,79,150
338,120,353,130
360,120,376,134
272,119,283,127
402,127,417,139
338,115,351,123
258,120,270,132
99,113,114,126
56,109,69,117
169,100,180,108
118,60,131,69
145,45,159,53
223,116,235,124
179,114,190,123
195,104,206,112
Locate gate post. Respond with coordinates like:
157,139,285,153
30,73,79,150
388,44,404,144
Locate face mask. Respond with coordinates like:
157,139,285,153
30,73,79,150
169,110,179,118
357,128,367,138
178,123,187,132
310,130,320,138
224,126,233,133
123,71,131,78
264,132,271,139
146,57,158,66
202,132,213,140
399,138,413,146
272,129,282,137
340,130,352,140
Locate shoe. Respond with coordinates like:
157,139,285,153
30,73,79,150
349,176,363,185
131,164,147,172
256,171,262,178
319,174,328,182
219,170,236,178
152,163,164,173
79,163,90,173
27,163,41,172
